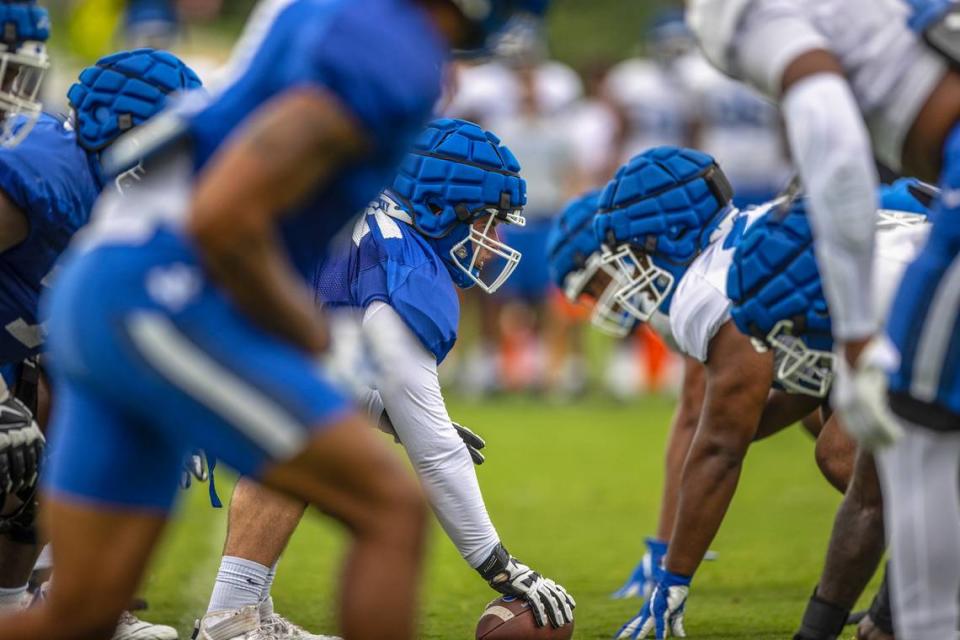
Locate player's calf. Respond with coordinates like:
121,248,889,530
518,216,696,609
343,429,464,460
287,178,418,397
261,416,428,640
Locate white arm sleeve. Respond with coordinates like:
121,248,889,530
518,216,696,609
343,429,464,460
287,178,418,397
782,74,880,341
362,301,500,568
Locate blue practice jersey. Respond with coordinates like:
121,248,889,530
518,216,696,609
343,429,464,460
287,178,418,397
183,0,445,277
314,196,460,363
0,113,100,363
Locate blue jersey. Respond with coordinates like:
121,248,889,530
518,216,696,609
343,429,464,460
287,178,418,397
887,125,960,427
184,0,445,276
314,196,460,363
0,113,99,362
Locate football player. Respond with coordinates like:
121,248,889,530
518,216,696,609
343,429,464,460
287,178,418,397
196,118,574,640
548,147,928,638
683,0,955,445
687,3,960,636
0,1,551,639
726,179,931,640
548,191,709,603
0,6,201,636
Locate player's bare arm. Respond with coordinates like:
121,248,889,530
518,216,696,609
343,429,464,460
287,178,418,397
755,390,823,441
188,88,369,354
664,321,773,577
0,189,28,254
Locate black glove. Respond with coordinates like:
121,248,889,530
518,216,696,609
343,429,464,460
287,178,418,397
452,422,485,465
0,395,44,506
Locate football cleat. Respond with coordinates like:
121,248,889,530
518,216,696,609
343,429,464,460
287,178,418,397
112,611,178,640
259,612,341,640
193,606,260,640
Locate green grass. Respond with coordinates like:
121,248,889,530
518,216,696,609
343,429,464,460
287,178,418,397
140,395,876,639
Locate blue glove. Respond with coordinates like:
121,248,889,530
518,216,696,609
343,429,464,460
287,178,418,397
906,0,956,32
615,571,691,639
612,537,667,599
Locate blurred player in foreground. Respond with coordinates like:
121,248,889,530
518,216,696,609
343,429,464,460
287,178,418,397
195,118,574,640
0,2,201,634
0,1,552,639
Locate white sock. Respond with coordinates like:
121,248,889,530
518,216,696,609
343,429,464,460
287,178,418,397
33,544,52,572
257,562,278,620
207,556,270,614
0,585,27,611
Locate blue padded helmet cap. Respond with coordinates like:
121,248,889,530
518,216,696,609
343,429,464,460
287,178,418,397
547,190,603,289
593,146,734,267
879,177,931,214
0,1,50,49
68,48,202,152
391,117,524,240
727,198,833,351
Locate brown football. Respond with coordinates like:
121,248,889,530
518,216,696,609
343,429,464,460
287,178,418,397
475,596,574,640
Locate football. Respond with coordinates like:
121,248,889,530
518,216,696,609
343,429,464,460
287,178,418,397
475,596,574,640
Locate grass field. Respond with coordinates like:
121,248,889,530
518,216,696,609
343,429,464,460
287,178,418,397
138,394,877,639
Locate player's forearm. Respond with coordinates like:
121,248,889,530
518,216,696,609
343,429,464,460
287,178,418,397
782,70,879,342
657,358,705,540
665,429,749,576
196,224,328,354
755,391,822,441
363,303,500,567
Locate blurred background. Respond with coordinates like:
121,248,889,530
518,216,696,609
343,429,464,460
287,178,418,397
39,0,793,403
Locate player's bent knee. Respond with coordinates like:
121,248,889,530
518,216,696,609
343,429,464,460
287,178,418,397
815,438,853,493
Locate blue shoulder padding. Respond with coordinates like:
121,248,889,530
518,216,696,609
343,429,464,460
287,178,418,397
727,198,832,350
68,48,202,152
0,2,50,47
593,146,731,266
879,177,930,214
547,190,602,289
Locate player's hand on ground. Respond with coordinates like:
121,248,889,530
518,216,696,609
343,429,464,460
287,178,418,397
833,338,903,449
452,421,486,465
479,545,575,628
0,395,43,504
616,572,690,639
612,537,667,599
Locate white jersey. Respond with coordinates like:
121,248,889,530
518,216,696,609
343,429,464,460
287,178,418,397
680,54,790,198
670,203,771,362
669,207,930,362
688,0,947,169
604,58,693,161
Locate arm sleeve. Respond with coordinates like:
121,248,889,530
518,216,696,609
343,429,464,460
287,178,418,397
362,301,500,568
782,74,880,341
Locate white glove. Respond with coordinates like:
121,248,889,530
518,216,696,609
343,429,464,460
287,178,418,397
832,337,903,449
478,545,575,628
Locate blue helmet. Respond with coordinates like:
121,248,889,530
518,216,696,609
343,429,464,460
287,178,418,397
449,0,551,52
389,118,526,292
68,48,201,152
592,146,734,321
0,1,51,148
727,198,834,397
547,191,637,337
